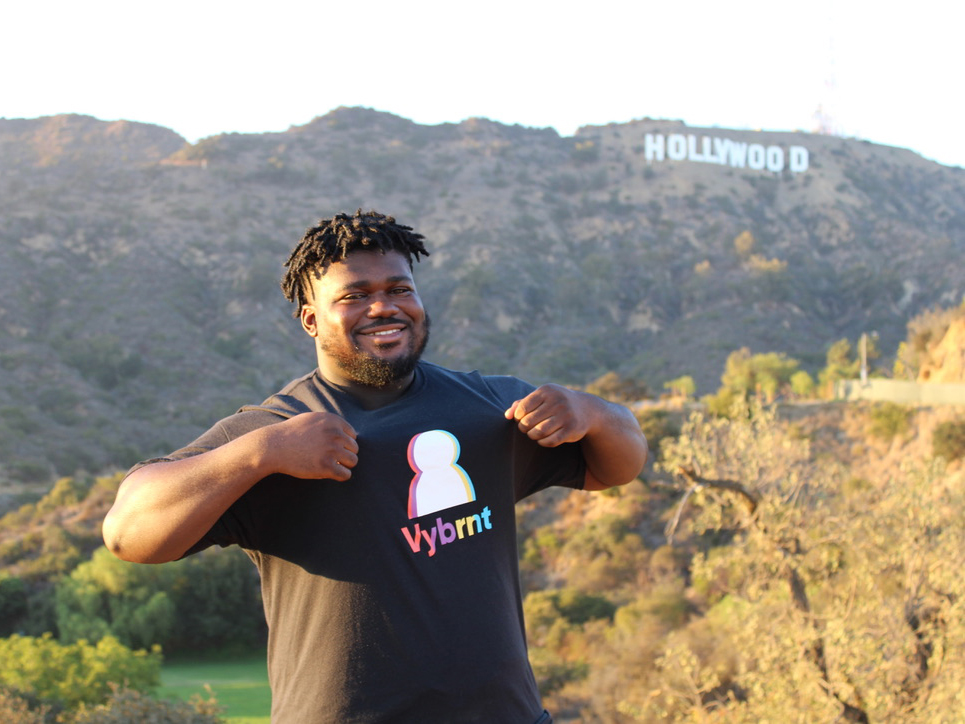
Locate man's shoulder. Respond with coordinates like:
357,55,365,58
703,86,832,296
238,370,323,418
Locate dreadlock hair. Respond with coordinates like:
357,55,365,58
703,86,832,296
281,209,430,317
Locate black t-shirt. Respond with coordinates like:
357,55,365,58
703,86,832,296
137,362,585,723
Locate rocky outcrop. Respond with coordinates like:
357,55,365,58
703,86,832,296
919,317,965,384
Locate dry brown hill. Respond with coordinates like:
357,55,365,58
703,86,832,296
1,109,964,481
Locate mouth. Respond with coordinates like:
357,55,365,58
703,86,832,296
356,320,408,347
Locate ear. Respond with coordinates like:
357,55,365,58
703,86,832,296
300,304,318,337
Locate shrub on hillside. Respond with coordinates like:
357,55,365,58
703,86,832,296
584,371,649,402
635,408,679,457
0,687,56,724
933,419,965,462
866,402,912,442
69,686,224,724
0,685,225,724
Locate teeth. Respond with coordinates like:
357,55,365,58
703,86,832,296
373,330,398,336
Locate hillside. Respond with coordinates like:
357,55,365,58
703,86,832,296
1,109,963,480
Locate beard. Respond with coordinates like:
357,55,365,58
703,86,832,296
322,314,431,388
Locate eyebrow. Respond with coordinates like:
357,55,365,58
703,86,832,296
335,275,414,293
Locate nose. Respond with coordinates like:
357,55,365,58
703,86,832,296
367,294,400,317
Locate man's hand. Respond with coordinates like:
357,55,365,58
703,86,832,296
505,383,648,490
504,383,595,447
264,412,359,481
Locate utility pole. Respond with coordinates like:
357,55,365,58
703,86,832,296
860,333,868,385
859,331,878,386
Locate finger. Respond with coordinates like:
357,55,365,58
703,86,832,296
330,461,353,481
338,450,359,468
530,428,569,448
332,422,358,441
523,415,565,440
508,393,548,424
504,400,521,420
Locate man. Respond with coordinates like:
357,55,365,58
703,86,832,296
103,210,647,723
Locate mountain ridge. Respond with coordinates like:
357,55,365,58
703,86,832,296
1,109,962,481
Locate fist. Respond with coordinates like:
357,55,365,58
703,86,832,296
267,412,359,481
504,384,593,447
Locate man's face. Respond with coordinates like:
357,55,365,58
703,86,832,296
301,250,429,387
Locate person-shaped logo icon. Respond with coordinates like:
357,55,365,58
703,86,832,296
407,430,476,518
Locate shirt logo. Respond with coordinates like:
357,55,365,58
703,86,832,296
401,429,493,557
406,430,476,518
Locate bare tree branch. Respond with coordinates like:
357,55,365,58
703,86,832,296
676,467,761,516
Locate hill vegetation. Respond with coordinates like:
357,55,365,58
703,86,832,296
2,302,964,721
1,109,964,483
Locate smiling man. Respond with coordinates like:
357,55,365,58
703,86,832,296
103,210,648,724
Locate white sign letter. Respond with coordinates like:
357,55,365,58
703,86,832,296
645,134,665,162
728,142,748,168
766,146,785,172
789,146,809,172
687,135,705,162
667,134,687,161
713,138,730,165
747,144,766,170
701,136,716,163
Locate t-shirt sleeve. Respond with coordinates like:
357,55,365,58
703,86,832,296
123,410,284,557
479,374,587,500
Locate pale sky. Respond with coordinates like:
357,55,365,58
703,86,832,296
3,0,963,168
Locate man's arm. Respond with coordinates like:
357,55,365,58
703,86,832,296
102,412,359,564
504,384,648,490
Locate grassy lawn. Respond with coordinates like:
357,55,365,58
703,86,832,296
158,653,270,724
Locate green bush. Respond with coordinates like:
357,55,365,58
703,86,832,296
867,402,912,442
703,386,740,417
0,634,160,709
663,375,696,399
933,419,965,461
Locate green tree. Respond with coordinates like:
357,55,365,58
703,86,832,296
818,338,860,395
627,401,965,723
789,370,816,398
55,547,263,654
55,548,176,650
0,575,28,635
705,348,799,413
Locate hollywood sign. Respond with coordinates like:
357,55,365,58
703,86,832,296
644,133,809,174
